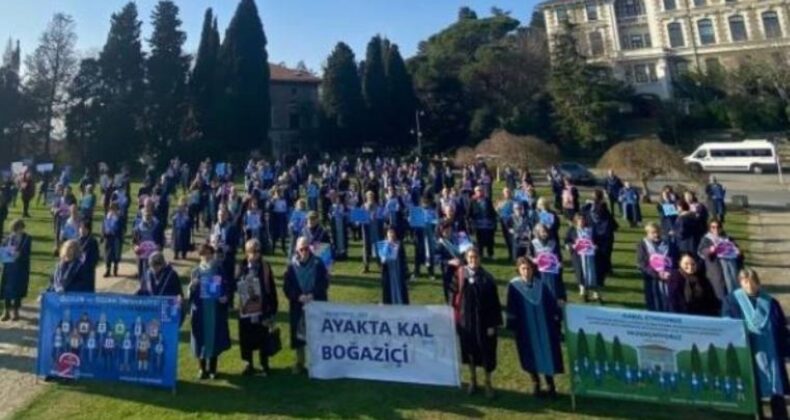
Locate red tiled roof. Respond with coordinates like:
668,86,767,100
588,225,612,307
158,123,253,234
269,63,321,84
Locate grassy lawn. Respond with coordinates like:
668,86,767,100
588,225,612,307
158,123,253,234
7,183,753,419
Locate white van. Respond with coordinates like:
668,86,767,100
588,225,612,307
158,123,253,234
683,140,778,173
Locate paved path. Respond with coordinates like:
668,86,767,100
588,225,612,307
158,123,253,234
0,230,202,419
747,210,790,310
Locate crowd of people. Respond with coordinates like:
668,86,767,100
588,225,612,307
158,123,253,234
0,155,786,417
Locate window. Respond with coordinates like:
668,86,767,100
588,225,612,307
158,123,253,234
556,7,568,22
664,0,677,11
589,32,604,56
763,11,782,39
729,15,748,41
644,33,652,47
672,59,689,75
698,19,716,45
694,0,706,7
668,22,685,47
615,0,644,18
630,34,645,48
632,64,658,83
586,2,598,21
694,149,708,159
725,0,736,3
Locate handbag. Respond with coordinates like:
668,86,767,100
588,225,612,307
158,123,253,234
265,326,282,357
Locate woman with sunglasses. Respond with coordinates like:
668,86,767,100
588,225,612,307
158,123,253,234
237,239,278,376
284,236,329,374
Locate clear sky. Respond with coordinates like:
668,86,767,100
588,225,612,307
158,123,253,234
0,0,537,73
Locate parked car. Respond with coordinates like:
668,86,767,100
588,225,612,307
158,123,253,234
557,162,597,186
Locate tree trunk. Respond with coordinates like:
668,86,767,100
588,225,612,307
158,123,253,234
640,177,652,203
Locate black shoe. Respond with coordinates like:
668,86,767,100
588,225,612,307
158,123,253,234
242,365,256,376
198,370,209,380
546,388,558,399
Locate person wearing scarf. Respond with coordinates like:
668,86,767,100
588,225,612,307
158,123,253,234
102,202,123,278
1,220,31,321
380,228,409,305
697,219,743,301
667,254,720,316
133,206,161,280
436,221,464,304
470,186,497,260
283,236,329,374
506,257,564,398
189,244,231,380
48,240,89,293
450,248,502,399
535,197,560,244
236,239,278,376
636,222,679,312
566,214,603,303
583,190,618,279
673,200,699,254
528,223,567,303
138,252,183,298
722,268,789,419
77,220,100,293
507,202,532,262
211,207,240,303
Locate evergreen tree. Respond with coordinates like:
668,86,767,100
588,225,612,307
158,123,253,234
320,42,365,150
690,344,702,375
594,333,607,364
65,58,103,165
725,343,740,377
577,329,589,360
186,8,220,156
97,2,146,165
362,35,388,144
0,40,23,162
384,43,416,150
707,344,720,379
612,336,624,366
216,0,271,156
146,0,189,163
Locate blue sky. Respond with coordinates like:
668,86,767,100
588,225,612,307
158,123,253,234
0,0,537,72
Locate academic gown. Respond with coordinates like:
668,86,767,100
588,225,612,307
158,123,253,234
451,266,503,372
697,234,743,300
380,242,409,305
362,206,385,267
102,214,123,264
666,270,720,316
329,203,348,259
585,203,617,281
49,260,90,293
78,235,100,293
528,238,567,301
436,236,463,304
506,277,564,375
171,211,192,254
673,212,699,254
636,238,679,312
237,261,278,357
283,254,329,348
138,264,183,298
565,227,601,289
618,188,642,225
0,233,32,300
722,291,790,398
189,263,231,359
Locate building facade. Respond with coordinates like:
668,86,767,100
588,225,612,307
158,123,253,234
540,0,790,98
269,63,321,157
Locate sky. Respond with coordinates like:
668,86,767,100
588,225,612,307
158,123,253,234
0,0,538,73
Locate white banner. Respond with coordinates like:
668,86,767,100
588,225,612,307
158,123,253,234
305,302,461,387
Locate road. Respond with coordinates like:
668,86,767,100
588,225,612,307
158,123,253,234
646,173,790,207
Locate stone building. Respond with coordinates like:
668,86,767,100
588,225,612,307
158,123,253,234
539,0,790,98
269,63,321,157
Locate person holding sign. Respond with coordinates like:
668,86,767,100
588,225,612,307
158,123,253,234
236,239,278,376
171,199,192,260
722,268,789,420
636,222,679,312
48,240,89,293
189,244,231,380
656,186,679,236
506,202,532,262
535,198,560,244
698,220,743,300
566,214,603,303
528,223,566,303
410,197,437,279
506,257,564,398
360,192,383,273
379,228,409,305
1,220,31,321
269,188,289,255
667,254,720,316
436,222,464,304
284,237,329,374
288,200,309,259
451,248,503,398
137,252,183,298
133,207,162,280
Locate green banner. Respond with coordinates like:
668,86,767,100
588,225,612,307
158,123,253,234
565,304,757,415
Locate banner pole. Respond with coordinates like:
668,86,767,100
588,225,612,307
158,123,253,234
571,392,577,412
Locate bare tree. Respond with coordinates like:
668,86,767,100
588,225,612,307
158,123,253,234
24,13,78,157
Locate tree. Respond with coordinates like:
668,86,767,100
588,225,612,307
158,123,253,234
320,42,365,151
216,0,271,156
145,0,190,163
474,130,559,169
361,35,388,144
529,11,546,30
690,344,702,375
96,2,146,166
23,13,78,157
707,343,720,379
384,43,416,150
0,40,24,162
597,138,702,202
594,333,607,364
577,328,589,361
612,336,624,366
458,7,478,21
65,58,103,165
185,8,220,156
548,22,630,152
725,343,740,377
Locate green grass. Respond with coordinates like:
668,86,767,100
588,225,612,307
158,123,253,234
7,184,753,419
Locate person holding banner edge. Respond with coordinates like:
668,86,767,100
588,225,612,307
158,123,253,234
189,244,231,380
379,228,409,305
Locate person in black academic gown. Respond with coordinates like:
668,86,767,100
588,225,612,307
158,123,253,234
189,244,231,380
672,200,699,254
506,257,564,398
380,228,409,305
171,199,192,260
1,220,32,321
450,248,503,399
722,268,790,419
283,236,329,374
210,207,241,304
636,222,679,312
697,219,743,301
137,252,183,298
236,239,278,376
667,254,720,316
436,221,464,304
77,220,100,293
48,240,90,293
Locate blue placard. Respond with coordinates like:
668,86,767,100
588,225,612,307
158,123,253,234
314,243,333,270
409,208,426,228
538,211,555,228
36,293,180,389
215,163,227,177
498,201,513,220
375,241,398,263
424,209,438,225
661,203,678,217
457,233,474,254
0,246,16,263
289,210,307,232
200,274,223,299
349,208,370,224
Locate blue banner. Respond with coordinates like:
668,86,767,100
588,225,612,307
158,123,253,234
36,293,180,389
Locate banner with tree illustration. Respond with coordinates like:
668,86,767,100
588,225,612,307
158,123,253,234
565,304,757,415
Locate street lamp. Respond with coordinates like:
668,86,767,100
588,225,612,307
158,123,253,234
412,110,426,156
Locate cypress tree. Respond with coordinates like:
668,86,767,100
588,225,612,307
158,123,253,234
186,8,220,156
594,333,607,364
146,0,189,162
361,35,388,144
320,42,365,151
216,0,271,155
690,344,702,374
384,43,416,150
707,343,720,379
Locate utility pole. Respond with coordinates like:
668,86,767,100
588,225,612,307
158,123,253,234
411,110,425,156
